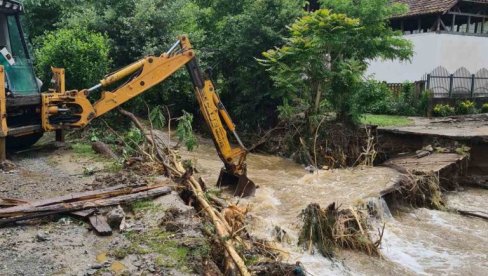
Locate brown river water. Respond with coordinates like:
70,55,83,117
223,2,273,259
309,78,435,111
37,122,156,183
179,138,488,275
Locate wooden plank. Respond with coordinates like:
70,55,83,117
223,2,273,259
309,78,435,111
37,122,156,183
0,186,171,224
89,215,112,236
0,185,163,214
448,11,488,19
0,198,30,208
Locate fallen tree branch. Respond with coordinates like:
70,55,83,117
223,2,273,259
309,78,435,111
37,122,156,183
457,210,488,221
248,123,286,152
119,108,251,276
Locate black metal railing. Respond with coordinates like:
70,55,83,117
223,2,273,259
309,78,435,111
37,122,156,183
424,66,488,98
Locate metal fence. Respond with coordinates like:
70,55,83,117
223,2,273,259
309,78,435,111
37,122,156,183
424,66,488,98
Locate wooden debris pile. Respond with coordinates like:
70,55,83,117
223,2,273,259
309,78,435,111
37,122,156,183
298,203,381,258
0,185,171,233
117,108,252,276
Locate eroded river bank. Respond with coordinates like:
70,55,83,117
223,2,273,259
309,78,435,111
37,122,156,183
1,115,488,275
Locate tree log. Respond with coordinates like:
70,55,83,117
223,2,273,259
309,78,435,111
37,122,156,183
92,141,118,159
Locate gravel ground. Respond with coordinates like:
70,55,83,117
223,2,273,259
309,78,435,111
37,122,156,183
0,141,200,276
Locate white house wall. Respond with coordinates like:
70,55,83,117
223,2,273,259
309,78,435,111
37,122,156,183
366,33,488,83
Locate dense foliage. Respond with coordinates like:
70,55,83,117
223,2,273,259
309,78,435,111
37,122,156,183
355,81,430,116
20,0,418,164
261,0,412,125
22,0,303,131
34,28,111,90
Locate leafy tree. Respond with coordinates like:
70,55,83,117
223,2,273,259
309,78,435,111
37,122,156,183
34,28,111,90
261,4,412,125
22,0,68,38
193,0,304,131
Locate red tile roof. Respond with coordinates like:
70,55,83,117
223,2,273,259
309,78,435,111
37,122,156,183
393,0,459,17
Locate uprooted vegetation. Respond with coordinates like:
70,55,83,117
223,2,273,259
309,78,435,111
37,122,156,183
299,203,382,258
396,172,445,210
97,108,292,275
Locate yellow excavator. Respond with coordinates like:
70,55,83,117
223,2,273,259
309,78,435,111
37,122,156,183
0,1,256,197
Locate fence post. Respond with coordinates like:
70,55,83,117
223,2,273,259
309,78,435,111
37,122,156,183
449,74,454,98
426,74,431,90
470,74,475,98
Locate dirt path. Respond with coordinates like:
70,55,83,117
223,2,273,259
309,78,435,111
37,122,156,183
0,140,201,276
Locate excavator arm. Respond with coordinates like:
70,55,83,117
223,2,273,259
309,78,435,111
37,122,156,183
41,36,256,197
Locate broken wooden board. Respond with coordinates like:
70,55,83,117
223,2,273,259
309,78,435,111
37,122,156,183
89,215,113,236
0,186,171,225
0,185,164,215
0,198,29,208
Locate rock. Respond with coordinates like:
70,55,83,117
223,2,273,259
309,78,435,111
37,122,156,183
90,264,103,269
0,160,16,172
422,145,434,152
415,150,430,158
107,206,126,230
84,269,97,276
304,165,317,173
36,231,49,242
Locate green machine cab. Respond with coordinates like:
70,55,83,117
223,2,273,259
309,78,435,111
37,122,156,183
0,0,43,150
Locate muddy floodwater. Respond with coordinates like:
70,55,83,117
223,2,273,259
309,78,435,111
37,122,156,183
183,139,488,275
1,131,487,275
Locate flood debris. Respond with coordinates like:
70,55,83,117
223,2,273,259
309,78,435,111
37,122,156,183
0,185,171,226
456,210,488,221
88,215,113,236
298,203,381,258
397,172,445,210
118,108,252,275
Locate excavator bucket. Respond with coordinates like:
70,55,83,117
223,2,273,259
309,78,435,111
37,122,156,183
217,169,256,197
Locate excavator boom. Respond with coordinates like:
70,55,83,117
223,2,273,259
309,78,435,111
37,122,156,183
37,36,256,197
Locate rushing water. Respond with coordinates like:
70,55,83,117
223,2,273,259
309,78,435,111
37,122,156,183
180,138,488,275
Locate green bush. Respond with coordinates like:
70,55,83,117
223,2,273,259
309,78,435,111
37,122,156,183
481,103,488,113
34,28,111,90
356,81,428,116
456,100,477,115
433,104,455,117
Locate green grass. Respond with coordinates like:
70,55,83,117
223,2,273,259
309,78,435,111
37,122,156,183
110,229,207,271
360,114,414,127
71,143,97,157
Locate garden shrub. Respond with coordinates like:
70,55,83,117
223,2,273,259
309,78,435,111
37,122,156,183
433,104,455,117
357,81,428,116
456,100,477,115
481,103,488,113
34,28,111,90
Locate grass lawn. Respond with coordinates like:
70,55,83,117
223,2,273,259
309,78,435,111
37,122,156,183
360,114,414,127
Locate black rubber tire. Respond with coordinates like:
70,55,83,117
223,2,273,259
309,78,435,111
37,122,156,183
7,133,44,150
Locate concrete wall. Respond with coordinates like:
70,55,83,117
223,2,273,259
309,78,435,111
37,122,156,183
366,33,488,83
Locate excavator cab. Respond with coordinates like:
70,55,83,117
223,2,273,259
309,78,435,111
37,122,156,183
0,1,43,151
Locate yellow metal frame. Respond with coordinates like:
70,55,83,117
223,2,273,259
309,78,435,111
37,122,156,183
40,35,247,173
196,80,247,173
0,66,7,138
